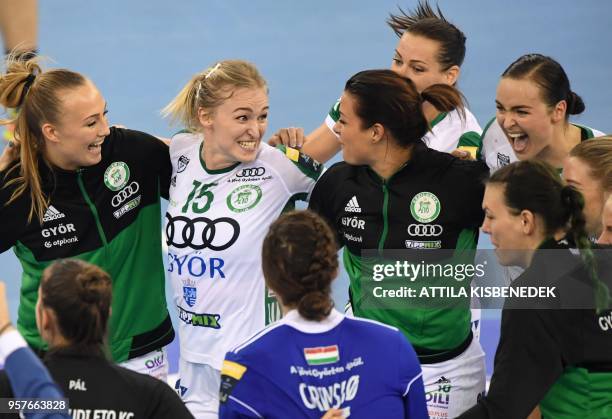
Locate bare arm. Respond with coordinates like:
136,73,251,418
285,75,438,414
0,0,37,53
268,123,341,163
301,123,342,163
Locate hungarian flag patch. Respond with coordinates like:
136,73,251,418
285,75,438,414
303,345,340,366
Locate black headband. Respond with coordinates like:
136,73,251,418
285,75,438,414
18,73,36,105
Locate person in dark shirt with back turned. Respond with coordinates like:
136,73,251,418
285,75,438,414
0,259,193,419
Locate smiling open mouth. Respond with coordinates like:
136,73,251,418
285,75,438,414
88,140,104,151
507,132,528,153
238,141,257,151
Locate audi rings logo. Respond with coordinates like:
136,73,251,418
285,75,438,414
236,167,265,178
111,182,140,207
165,214,240,250
407,224,443,237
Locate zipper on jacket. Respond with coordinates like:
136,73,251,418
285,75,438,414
77,169,109,247
377,181,390,254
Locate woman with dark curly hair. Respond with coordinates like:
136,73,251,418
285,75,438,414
219,210,428,419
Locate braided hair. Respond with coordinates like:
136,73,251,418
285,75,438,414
40,259,112,353
262,211,338,321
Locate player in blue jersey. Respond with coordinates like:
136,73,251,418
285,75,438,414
219,210,428,419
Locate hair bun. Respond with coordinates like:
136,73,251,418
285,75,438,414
567,91,585,115
78,286,98,304
297,291,333,321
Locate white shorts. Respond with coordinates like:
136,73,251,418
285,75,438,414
175,358,220,419
422,337,486,418
119,348,168,381
470,308,481,342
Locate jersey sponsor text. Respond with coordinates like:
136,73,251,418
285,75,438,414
299,375,360,412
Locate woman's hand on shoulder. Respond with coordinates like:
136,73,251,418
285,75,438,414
268,127,306,149
451,146,477,160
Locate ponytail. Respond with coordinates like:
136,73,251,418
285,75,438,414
421,83,465,119
297,291,334,322
502,54,584,120
162,60,267,131
41,259,112,353
490,160,611,312
262,211,337,321
561,186,610,311
566,91,585,115
344,69,464,149
1,52,87,223
161,73,202,132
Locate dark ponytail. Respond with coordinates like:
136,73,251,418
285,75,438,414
566,91,585,115
502,53,584,120
262,211,338,321
41,259,112,353
560,185,610,310
344,69,464,148
421,84,466,119
490,160,610,311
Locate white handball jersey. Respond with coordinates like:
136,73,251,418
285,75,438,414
324,99,482,154
481,117,605,172
166,132,322,369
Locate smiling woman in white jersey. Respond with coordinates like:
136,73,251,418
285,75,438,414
162,60,322,418
479,53,605,172
269,0,482,161
476,54,606,284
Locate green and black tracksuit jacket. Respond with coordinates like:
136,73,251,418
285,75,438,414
0,127,174,362
309,143,489,363
459,240,612,418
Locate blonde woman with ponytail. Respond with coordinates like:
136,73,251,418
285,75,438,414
162,60,323,418
0,55,175,379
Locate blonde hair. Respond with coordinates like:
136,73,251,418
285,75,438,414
0,52,87,222
162,60,267,131
569,136,612,193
